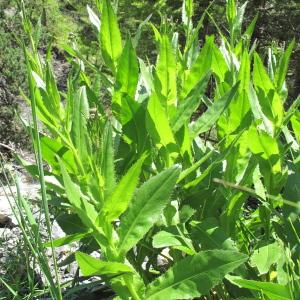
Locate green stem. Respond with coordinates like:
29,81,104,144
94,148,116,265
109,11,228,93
23,41,62,299
124,276,142,300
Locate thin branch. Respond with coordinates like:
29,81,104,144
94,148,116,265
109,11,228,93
213,178,300,209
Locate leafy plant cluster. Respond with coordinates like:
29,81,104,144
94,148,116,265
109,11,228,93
0,3,28,155
4,0,300,299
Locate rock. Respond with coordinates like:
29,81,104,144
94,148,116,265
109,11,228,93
0,213,13,228
0,196,16,226
3,7,16,18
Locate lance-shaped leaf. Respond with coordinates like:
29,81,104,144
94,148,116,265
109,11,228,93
211,42,229,83
182,0,193,29
145,250,247,300
146,92,176,148
226,51,251,133
181,36,214,98
101,156,145,222
291,111,300,144
247,126,282,192
31,71,59,126
253,52,274,92
190,218,235,250
275,39,295,93
226,0,237,27
113,37,139,120
44,230,93,248
156,34,177,108
100,0,122,73
87,5,101,31
44,62,62,120
190,83,239,139
59,160,97,229
120,95,149,153
115,36,139,99
76,252,134,276
283,95,300,127
170,73,210,133
227,276,292,300
253,53,283,128
70,86,90,162
100,122,116,199
117,165,181,257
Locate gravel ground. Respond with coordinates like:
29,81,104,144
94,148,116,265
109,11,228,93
0,172,114,299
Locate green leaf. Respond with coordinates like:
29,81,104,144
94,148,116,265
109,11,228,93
170,73,210,133
243,14,258,42
181,36,214,98
152,229,195,255
211,42,229,83
117,165,181,257
275,39,295,92
182,0,194,24
225,51,251,133
227,276,292,300
250,242,282,275
30,72,59,127
190,83,239,138
146,92,176,148
44,231,93,248
100,0,122,73
76,252,134,276
177,146,216,183
45,62,62,116
70,86,90,163
248,83,274,135
253,53,283,128
226,0,236,27
247,126,282,192
145,250,247,300
101,156,145,222
115,36,139,99
283,95,300,127
41,136,77,174
156,34,177,109
183,132,242,189
59,159,97,229
253,52,274,92
120,96,149,154
56,213,86,235
101,122,116,199
291,111,300,144
152,230,183,248
190,218,235,250
139,59,155,93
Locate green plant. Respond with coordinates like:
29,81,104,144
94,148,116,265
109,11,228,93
9,0,300,299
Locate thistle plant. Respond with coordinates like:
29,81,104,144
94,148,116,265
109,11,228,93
7,0,300,299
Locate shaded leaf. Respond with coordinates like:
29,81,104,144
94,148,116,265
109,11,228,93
190,83,239,138
145,250,247,300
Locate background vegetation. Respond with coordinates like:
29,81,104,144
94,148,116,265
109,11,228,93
1,0,300,156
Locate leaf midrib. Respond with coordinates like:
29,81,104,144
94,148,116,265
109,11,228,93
146,256,246,299
118,169,177,254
